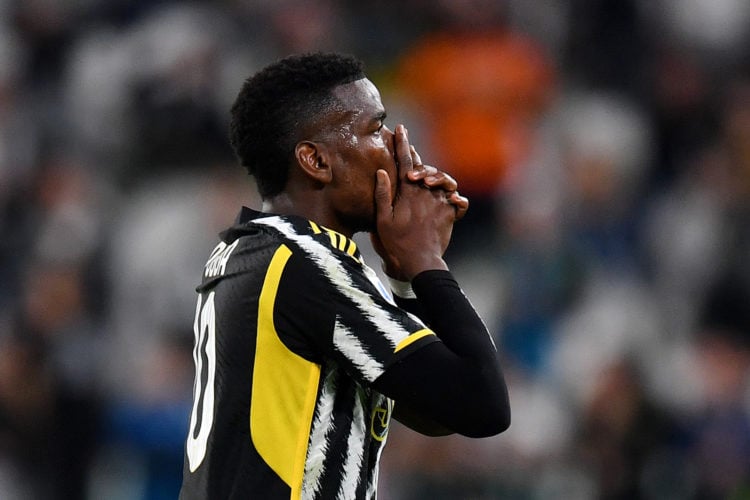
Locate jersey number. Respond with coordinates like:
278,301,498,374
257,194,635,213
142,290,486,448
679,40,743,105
186,292,216,472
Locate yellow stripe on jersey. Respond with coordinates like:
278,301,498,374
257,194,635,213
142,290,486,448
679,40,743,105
345,239,357,257
394,328,435,353
335,231,347,251
309,220,359,260
251,244,321,496
327,230,339,249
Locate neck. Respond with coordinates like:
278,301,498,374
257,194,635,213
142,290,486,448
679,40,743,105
262,193,355,238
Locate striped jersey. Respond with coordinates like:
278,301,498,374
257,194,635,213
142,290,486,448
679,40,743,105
180,207,439,499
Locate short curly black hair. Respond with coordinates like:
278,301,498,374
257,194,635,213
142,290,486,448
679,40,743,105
229,52,366,198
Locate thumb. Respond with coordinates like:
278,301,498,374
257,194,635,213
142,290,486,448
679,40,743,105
374,169,393,220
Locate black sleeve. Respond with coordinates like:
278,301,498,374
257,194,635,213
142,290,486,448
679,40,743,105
373,270,511,438
393,294,428,324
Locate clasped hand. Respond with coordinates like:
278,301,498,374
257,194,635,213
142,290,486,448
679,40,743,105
372,124,469,281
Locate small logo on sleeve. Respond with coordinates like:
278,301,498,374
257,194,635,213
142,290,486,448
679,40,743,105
370,398,394,442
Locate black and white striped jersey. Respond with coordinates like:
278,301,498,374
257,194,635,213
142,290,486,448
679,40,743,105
180,207,439,500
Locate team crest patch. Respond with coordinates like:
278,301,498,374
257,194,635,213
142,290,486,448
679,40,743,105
370,399,393,442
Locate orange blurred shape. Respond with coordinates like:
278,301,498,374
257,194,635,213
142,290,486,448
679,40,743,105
397,31,554,196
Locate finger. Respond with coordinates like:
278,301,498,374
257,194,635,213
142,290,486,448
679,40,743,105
394,124,413,177
374,169,393,221
407,164,437,183
408,167,459,193
422,170,459,192
410,145,423,169
449,191,469,221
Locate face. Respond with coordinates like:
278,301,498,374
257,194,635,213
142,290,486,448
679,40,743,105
321,78,396,234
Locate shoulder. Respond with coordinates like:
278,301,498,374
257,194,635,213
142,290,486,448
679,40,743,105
249,215,364,270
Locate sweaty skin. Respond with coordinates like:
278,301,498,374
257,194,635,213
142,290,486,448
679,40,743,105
264,78,468,282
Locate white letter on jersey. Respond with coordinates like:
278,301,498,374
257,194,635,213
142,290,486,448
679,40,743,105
204,239,239,278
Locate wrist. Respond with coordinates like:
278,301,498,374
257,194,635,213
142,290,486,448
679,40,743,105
400,255,448,281
381,261,408,282
388,276,417,299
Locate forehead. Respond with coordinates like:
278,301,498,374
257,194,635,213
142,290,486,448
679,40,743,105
332,78,384,118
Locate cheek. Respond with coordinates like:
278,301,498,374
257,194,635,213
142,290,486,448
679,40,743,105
357,168,378,201
335,160,375,203
368,137,397,173
336,141,395,199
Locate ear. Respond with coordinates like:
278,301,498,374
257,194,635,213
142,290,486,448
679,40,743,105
295,141,333,185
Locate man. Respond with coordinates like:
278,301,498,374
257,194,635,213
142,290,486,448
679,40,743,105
180,52,510,500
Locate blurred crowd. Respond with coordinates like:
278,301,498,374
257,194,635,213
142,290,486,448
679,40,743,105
1,0,750,498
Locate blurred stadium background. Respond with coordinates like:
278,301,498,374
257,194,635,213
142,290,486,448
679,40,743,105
2,0,750,498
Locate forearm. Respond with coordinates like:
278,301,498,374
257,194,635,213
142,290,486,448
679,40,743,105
376,270,510,437
410,270,497,360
